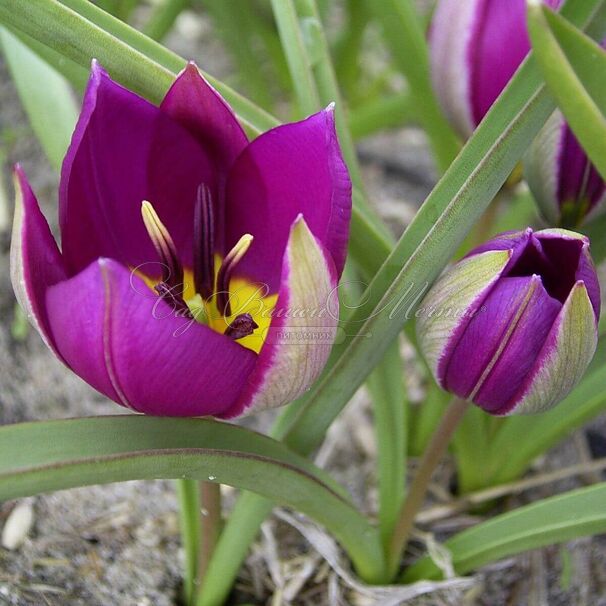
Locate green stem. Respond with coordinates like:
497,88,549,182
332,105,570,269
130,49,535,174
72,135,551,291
294,0,355,162
369,0,460,173
196,481,222,600
451,405,491,494
270,0,321,116
408,381,449,456
116,0,139,22
387,398,470,578
196,494,272,606
349,91,416,140
369,341,407,548
294,0,377,219
177,479,201,606
333,0,368,104
198,0,276,109
143,0,190,41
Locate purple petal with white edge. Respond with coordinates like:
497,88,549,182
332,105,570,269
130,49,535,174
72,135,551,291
557,124,606,214
470,0,562,127
429,0,480,137
469,0,531,126
416,249,512,385
60,62,215,275
472,277,562,413
45,258,257,416
224,107,352,293
524,111,564,225
221,216,339,419
506,281,598,415
10,166,67,357
443,276,561,411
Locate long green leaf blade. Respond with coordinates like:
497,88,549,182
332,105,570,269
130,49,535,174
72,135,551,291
0,416,386,584
0,26,78,169
528,1,606,178
402,483,606,580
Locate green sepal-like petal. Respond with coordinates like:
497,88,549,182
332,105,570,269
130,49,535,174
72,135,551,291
416,249,512,383
511,281,598,414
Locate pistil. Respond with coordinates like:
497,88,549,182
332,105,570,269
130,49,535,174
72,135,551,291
141,195,259,341
193,183,215,301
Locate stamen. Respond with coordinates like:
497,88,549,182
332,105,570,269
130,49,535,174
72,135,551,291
141,201,184,288
155,283,193,318
224,313,259,340
193,184,215,301
216,234,254,316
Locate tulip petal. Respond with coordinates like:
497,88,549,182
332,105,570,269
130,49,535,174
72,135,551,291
45,258,257,416
430,0,480,137
10,166,67,357
60,62,215,275
161,63,248,177
508,281,598,414
558,124,606,215
470,0,538,126
524,111,564,225
462,276,562,413
534,229,601,316
222,216,339,418
224,107,352,292
467,228,533,265
416,249,511,385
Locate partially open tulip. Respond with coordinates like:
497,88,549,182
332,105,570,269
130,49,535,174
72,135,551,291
430,0,561,138
525,110,606,228
417,228,600,415
11,61,351,418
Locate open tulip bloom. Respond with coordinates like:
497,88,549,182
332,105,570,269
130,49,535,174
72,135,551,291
10,61,352,418
417,228,601,416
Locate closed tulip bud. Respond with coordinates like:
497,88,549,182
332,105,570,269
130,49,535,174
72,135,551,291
525,110,606,228
430,0,561,138
417,229,601,415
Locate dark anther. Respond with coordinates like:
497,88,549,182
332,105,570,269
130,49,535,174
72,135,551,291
224,313,258,340
155,283,193,318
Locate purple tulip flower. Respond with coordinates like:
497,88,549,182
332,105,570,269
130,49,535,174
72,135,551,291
10,62,352,418
525,110,606,228
417,229,601,415
430,0,561,138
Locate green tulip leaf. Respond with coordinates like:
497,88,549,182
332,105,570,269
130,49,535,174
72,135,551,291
528,1,606,179
0,26,78,170
0,415,386,584
402,482,606,581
